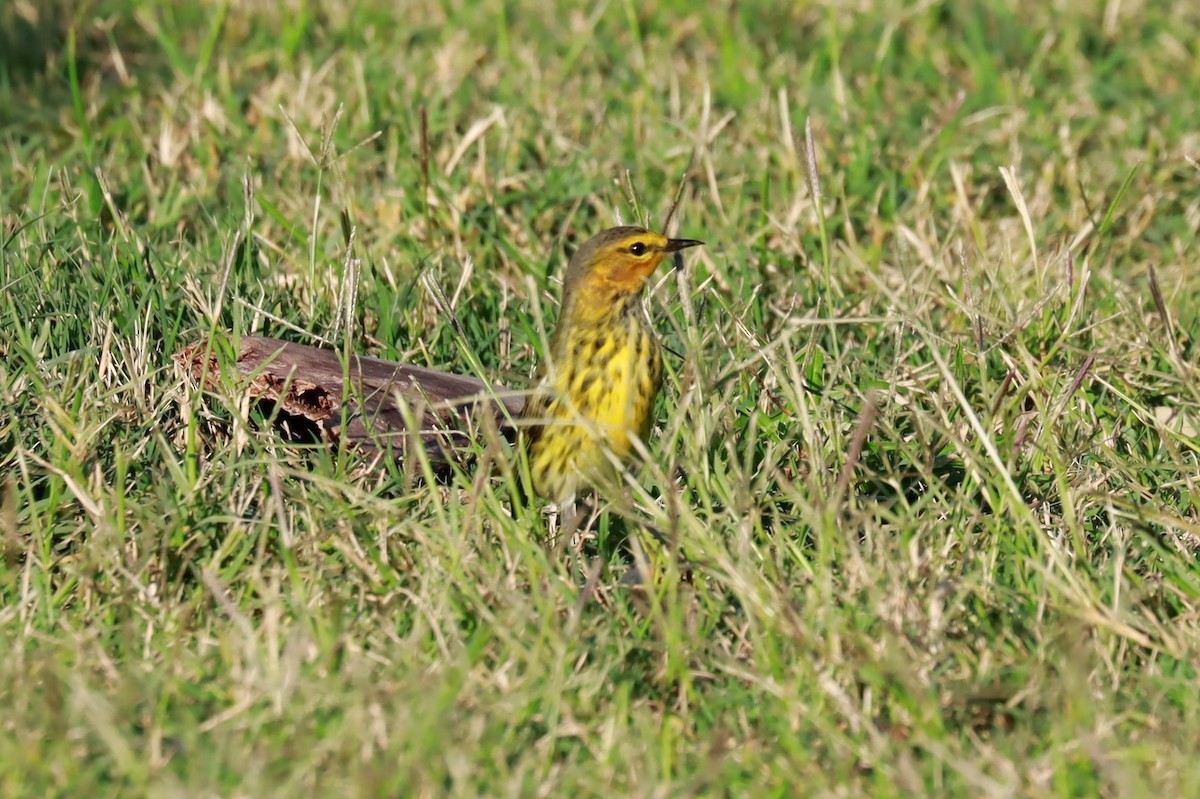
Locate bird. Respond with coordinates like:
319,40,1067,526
521,226,703,508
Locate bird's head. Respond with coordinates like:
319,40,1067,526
562,226,703,300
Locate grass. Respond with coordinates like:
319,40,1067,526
3,0,1200,795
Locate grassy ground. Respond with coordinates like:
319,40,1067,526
3,0,1200,795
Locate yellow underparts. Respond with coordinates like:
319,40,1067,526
529,302,663,504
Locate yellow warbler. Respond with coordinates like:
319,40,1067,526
522,226,703,505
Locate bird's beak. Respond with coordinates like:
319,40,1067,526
664,238,703,271
664,238,704,253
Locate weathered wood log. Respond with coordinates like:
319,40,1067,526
175,335,526,471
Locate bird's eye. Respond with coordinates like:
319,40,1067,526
629,242,647,256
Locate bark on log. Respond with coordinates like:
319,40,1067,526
175,335,526,472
